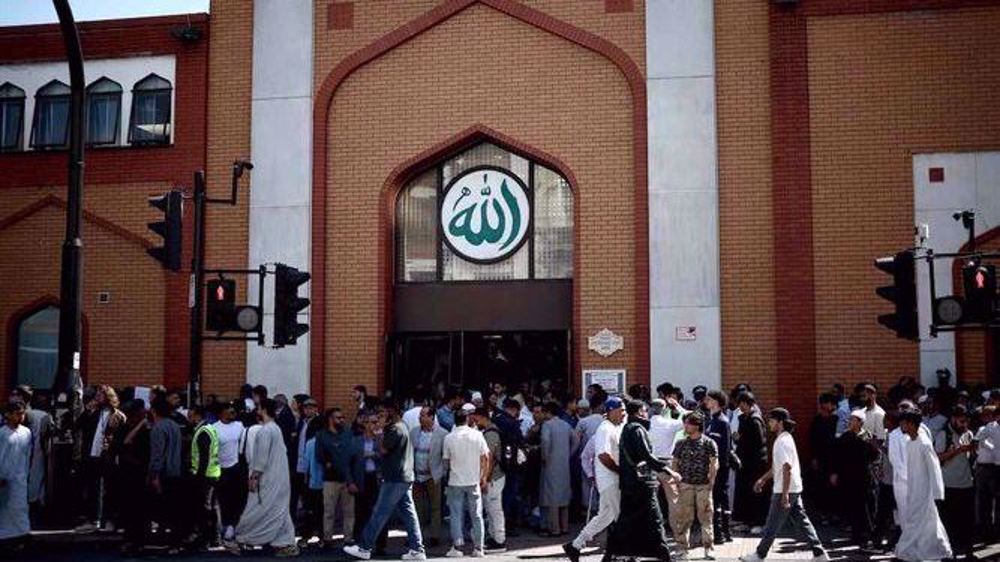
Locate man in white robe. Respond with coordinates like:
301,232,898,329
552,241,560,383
235,399,298,556
894,411,951,562
0,402,32,543
887,400,932,518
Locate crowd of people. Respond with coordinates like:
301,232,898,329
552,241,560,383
0,373,997,562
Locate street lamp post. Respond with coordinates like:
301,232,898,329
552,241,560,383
52,0,86,416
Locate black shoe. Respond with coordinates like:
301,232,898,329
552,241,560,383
485,539,507,553
562,542,581,562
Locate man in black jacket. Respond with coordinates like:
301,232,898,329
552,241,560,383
704,389,733,543
830,410,879,549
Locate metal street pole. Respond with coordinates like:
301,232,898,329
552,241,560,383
53,0,85,415
189,171,207,407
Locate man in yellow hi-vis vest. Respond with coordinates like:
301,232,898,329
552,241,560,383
190,405,221,547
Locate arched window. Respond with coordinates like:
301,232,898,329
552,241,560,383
30,80,70,149
0,82,25,151
86,77,122,146
14,305,59,391
129,73,172,144
395,142,574,282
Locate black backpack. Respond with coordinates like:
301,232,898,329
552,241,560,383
485,426,524,474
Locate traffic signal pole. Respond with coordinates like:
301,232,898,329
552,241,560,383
53,0,85,414
189,171,207,407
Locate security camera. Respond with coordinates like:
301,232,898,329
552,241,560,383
233,160,254,179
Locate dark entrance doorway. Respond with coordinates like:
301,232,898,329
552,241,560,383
388,330,570,402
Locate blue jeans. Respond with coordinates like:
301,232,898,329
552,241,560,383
447,485,484,549
755,493,824,558
359,481,423,553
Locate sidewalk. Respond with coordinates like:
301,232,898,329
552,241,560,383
16,523,1000,561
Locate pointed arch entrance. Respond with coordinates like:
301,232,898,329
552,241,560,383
387,128,576,399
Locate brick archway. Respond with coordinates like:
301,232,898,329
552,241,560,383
310,0,648,401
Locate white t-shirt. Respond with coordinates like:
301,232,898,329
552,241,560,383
649,414,684,459
442,425,489,487
770,431,803,494
214,420,245,469
593,419,623,492
90,409,111,458
863,404,887,440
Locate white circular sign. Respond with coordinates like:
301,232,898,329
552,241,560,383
440,166,531,263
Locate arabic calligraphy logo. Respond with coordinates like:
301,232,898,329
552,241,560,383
441,167,531,263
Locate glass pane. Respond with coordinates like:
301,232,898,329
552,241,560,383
533,165,574,279
396,169,438,282
38,81,70,96
87,94,120,144
442,241,529,281
0,100,22,150
17,306,59,391
135,75,171,91
442,142,529,186
131,91,170,142
34,96,69,147
87,78,122,95
0,82,25,98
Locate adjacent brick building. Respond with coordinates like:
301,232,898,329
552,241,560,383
1,1,998,425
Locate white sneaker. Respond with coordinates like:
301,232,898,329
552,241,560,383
74,522,98,534
809,554,829,562
749,526,764,535
344,544,372,560
704,546,715,560
674,549,689,560
401,550,427,560
739,554,764,562
471,549,485,558
446,546,464,558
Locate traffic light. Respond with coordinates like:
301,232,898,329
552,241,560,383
962,262,997,323
273,264,310,347
206,279,236,331
147,190,183,271
205,278,262,334
874,249,918,340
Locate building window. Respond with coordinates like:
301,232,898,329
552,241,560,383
0,82,25,152
14,305,59,391
30,80,70,149
395,142,574,283
86,77,122,146
129,73,171,144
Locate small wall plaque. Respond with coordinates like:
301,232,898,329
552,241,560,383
588,328,623,357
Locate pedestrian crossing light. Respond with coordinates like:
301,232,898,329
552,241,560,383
146,190,183,271
962,262,997,323
874,249,918,341
273,263,310,347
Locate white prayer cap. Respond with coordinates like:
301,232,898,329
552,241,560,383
577,398,590,409
849,410,866,422
461,403,476,413
471,391,483,403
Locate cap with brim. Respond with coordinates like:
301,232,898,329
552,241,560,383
605,397,624,411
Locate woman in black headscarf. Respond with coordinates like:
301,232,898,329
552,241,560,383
603,400,676,561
